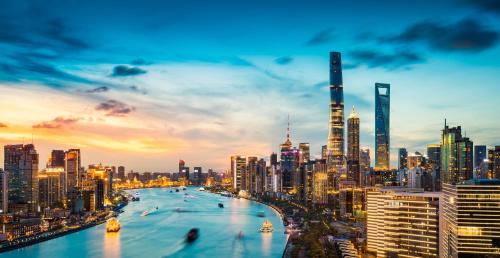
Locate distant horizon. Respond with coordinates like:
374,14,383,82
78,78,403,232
1,0,500,172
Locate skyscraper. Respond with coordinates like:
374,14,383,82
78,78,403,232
230,155,246,191
441,180,500,257
440,123,473,185
49,150,65,167
398,148,408,170
347,106,360,185
327,51,345,171
0,169,7,213
65,149,81,190
4,144,39,213
359,149,370,187
375,83,390,170
298,143,310,164
194,167,202,186
474,145,487,170
117,166,125,182
495,146,500,179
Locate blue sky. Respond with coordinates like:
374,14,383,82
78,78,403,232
1,0,500,172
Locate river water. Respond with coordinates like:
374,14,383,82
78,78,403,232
1,187,287,258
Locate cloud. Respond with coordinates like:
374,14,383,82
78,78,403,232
111,65,147,77
0,123,7,128
86,86,109,93
306,28,335,46
382,18,498,52
274,56,294,65
349,49,424,70
33,116,81,129
95,100,136,116
462,0,500,15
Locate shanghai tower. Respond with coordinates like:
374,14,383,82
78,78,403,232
327,52,345,173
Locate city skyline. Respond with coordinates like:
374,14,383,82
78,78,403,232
1,1,500,172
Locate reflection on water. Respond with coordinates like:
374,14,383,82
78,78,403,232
0,188,286,258
103,231,121,258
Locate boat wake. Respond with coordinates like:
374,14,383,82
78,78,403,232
161,239,186,258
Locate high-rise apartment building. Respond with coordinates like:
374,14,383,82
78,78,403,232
65,149,81,190
4,144,39,213
117,166,125,182
367,188,440,257
375,83,390,170
347,106,360,186
440,180,500,257
495,146,500,179
231,155,246,191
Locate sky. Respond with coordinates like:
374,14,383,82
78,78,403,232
1,0,500,172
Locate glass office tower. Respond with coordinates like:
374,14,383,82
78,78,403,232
375,83,390,170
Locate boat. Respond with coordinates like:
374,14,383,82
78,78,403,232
175,188,180,192
218,203,224,208
106,218,121,232
257,211,265,217
170,190,173,193
182,187,187,191
260,220,273,233
199,187,205,191
186,228,199,243
141,210,149,216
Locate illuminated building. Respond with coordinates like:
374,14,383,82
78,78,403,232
231,155,246,191
398,148,408,170
65,149,81,189
359,149,370,187
375,83,390,170
428,144,442,191
321,145,327,160
495,146,500,179
4,144,39,214
256,159,266,194
407,152,423,169
299,143,310,164
367,187,440,257
193,167,202,186
347,106,360,185
280,119,299,193
440,123,473,185
38,167,65,209
474,145,487,170
440,180,500,257
0,169,7,213
312,159,328,205
245,157,258,192
178,159,185,173
327,51,345,192
117,166,125,182
87,164,113,200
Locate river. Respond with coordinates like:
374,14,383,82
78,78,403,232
1,187,287,258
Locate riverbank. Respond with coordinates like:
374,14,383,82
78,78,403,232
0,219,107,254
0,201,128,254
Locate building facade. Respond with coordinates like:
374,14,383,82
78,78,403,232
367,187,440,257
441,124,473,185
4,144,39,214
440,180,500,257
